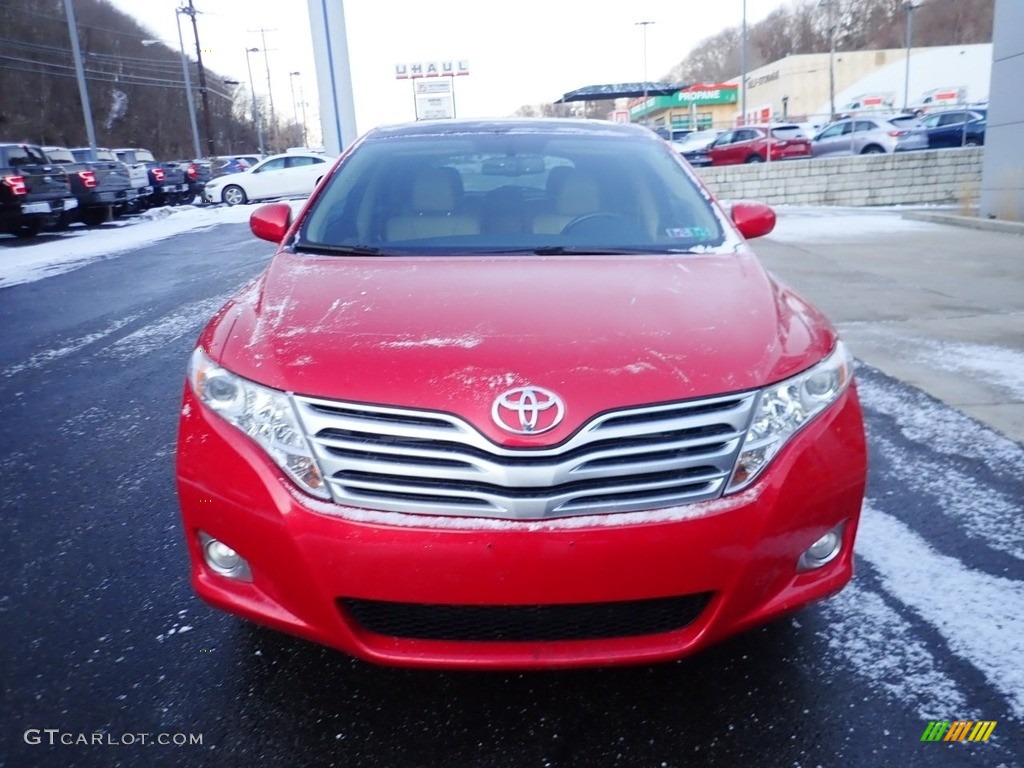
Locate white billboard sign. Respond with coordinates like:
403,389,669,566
396,60,469,79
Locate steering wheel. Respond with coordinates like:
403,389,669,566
560,213,635,235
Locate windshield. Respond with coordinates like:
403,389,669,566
299,132,725,254
45,149,75,164
771,127,805,140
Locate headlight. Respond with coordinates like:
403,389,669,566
726,341,853,493
187,348,329,499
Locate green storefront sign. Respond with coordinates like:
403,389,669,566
629,95,677,118
675,87,738,106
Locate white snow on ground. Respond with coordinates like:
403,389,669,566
819,583,970,719
2,311,144,377
857,501,1024,719
105,293,236,361
874,434,1024,562
920,339,1024,403
857,372,1024,476
766,206,939,243
0,200,305,289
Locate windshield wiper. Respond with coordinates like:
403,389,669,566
292,242,392,256
530,246,695,255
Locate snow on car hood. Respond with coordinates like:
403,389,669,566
208,250,836,445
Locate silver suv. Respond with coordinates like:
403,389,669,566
811,116,928,156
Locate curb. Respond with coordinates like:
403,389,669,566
900,210,1024,235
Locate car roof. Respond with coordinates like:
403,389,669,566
364,118,658,142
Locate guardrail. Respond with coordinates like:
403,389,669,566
696,147,983,208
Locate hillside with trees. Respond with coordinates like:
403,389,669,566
518,0,994,116
0,0,300,158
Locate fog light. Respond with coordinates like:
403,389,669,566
798,525,844,571
199,532,252,581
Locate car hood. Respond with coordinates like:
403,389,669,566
208,250,836,446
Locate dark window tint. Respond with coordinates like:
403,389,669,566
771,127,805,139
44,148,75,164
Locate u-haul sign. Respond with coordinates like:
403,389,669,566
396,60,469,79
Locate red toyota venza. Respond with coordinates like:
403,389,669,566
176,118,867,669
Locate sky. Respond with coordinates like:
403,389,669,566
106,0,788,142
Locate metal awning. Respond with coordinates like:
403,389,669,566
555,82,690,103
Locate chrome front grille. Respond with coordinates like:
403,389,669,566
292,393,757,520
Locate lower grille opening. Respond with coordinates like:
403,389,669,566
339,593,714,642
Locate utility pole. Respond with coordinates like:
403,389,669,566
180,0,217,156
635,21,655,126
63,0,98,159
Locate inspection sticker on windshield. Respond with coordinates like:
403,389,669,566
666,227,711,239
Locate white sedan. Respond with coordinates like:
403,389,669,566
203,152,336,206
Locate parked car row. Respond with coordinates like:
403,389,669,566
668,107,987,167
0,141,220,238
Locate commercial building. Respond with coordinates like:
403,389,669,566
633,43,992,131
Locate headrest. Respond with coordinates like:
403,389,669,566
546,165,574,196
556,172,602,217
411,166,462,213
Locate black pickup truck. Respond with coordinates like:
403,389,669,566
183,159,213,204
75,147,152,211
0,143,77,238
113,148,190,207
43,146,136,226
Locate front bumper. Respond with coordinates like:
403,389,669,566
176,385,867,669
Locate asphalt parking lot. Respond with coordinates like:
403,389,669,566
757,207,1024,446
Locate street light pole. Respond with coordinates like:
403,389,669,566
289,71,307,147
245,48,266,156
902,1,918,112
740,0,748,126
820,0,837,121
635,21,654,126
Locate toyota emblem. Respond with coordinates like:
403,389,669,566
492,387,565,435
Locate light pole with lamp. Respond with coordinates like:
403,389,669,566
902,1,920,112
816,0,838,121
289,71,308,147
635,21,655,126
245,47,266,156
740,0,748,126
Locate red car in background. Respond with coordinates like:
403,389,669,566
177,118,866,670
708,124,813,165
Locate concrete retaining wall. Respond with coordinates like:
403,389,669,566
695,148,982,207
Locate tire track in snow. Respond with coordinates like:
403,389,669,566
874,434,1024,562
104,292,236,360
856,501,1024,719
2,312,144,377
818,582,970,719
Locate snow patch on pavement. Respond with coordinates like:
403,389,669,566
3,312,144,377
767,207,937,243
921,339,1024,403
857,501,1024,718
0,204,258,289
856,372,1024,477
106,293,235,360
874,435,1024,561
819,583,970,719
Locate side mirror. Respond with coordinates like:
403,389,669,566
731,201,776,239
250,203,291,244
